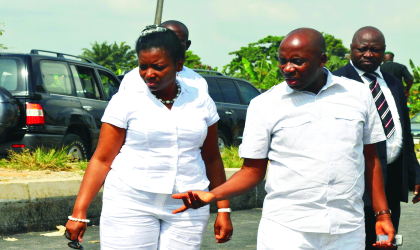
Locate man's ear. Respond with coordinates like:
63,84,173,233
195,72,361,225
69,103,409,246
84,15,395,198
319,53,327,67
186,40,191,50
176,58,184,71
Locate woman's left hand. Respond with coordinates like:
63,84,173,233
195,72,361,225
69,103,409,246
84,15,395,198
214,212,233,243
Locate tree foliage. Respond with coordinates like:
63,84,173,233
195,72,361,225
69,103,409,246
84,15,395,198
0,23,8,50
80,41,137,73
184,50,216,71
323,33,350,72
222,35,284,79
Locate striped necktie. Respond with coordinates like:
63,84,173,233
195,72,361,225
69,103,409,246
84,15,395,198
364,73,395,138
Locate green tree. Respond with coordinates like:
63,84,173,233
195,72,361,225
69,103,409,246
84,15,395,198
222,35,284,79
323,33,350,72
184,51,216,71
109,42,137,72
407,59,420,115
80,41,137,74
0,23,8,50
241,56,281,90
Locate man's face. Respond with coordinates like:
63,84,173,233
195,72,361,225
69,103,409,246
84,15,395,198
383,54,393,62
279,37,325,91
161,24,191,51
350,32,385,72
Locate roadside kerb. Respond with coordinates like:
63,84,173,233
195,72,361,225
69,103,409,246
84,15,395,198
0,168,266,235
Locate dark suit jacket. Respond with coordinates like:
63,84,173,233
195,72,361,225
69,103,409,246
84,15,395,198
333,62,420,203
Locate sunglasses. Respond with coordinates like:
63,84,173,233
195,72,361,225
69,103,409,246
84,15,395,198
64,230,84,249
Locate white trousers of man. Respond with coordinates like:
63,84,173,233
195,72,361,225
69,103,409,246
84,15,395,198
257,217,365,250
100,169,210,250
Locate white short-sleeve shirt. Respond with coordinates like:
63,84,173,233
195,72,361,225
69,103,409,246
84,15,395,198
239,69,386,234
119,66,208,93
102,78,219,194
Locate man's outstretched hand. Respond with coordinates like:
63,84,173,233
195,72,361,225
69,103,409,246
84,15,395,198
172,190,217,214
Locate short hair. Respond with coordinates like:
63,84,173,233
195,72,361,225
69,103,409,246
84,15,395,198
161,20,189,38
135,25,185,63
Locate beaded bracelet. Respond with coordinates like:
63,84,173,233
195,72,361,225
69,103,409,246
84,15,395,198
68,216,90,223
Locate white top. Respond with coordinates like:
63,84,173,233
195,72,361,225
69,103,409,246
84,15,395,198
102,77,219,194
119,66,208,93
350,61,403,164
239,69,386,234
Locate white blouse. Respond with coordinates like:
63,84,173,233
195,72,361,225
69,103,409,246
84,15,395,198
102,76,219,194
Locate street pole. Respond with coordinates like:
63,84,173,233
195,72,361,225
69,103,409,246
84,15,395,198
154,0,164,25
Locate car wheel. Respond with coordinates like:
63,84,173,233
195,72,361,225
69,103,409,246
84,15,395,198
218,130,228,151
63,134,87,161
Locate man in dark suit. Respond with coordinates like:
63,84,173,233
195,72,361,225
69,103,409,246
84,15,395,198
333,26,420,249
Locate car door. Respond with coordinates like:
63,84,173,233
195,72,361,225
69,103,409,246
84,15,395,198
216,78,247,145
96,69,120,101
70,64,107,148
235,80,261,105
38,60,84,135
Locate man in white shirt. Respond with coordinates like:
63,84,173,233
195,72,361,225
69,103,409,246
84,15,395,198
119,20,208,93
333,26,420,249
172,28,395,249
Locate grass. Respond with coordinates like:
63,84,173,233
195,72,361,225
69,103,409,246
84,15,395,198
0,147,88,172
0,146,243,172
221,146,243,168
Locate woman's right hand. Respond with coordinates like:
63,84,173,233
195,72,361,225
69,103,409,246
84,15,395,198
65,219,87,242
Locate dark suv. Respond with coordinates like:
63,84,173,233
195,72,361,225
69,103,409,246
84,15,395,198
194,70,261,149
0,50,120,159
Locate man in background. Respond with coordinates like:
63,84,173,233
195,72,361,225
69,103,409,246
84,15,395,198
119,20,208,93
333,26,420,249
380,52,414,97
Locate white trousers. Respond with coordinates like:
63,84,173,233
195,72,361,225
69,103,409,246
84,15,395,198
257,217,365,250
100,169,210,250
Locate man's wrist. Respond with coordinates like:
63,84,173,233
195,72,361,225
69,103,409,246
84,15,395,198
374,209,391,217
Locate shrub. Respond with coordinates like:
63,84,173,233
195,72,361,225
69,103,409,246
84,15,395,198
221,146,243,168
0,147,88,171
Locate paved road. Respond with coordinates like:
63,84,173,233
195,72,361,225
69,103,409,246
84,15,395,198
1,193,419,249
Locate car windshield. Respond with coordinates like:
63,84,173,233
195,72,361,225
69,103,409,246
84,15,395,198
411,113,420,123
0,57,24,93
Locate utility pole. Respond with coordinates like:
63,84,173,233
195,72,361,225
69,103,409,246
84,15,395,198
154,0,164,25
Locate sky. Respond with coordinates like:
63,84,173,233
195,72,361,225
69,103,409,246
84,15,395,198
1,0,420,71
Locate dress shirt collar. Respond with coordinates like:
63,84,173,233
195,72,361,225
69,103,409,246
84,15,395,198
285,68,337,95
350,60,384,80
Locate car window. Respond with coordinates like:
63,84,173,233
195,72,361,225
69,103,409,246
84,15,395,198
411,113,420,123
40,61,73,95
98,70,119,100
0,58,24,93
217,79,241,105
70,65,101,100
206,78,224,102
237,81,260,104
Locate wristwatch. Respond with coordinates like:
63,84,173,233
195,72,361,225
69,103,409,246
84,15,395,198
374,209,392,217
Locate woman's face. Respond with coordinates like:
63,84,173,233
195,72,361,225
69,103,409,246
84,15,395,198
138,48,183,93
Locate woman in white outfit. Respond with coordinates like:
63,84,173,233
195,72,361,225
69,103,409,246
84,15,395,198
65,25,233,249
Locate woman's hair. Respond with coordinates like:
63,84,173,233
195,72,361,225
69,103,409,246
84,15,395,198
135,25,185,63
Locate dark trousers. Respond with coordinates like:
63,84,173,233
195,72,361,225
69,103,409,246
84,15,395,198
365,158,402,250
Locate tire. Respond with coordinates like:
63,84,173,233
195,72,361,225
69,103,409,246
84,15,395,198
218,130,229,151
63,134,87,161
